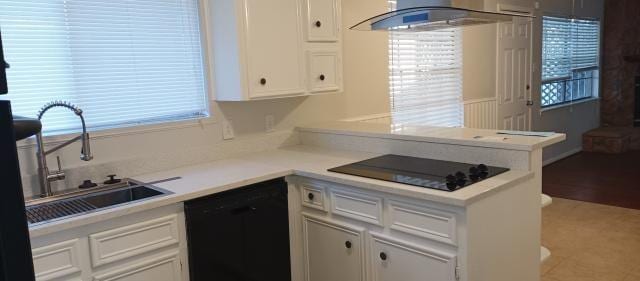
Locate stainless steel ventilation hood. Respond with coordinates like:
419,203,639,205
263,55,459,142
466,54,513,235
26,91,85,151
351,0,533,32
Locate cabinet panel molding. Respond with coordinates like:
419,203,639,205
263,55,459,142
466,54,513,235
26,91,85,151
89,214,180,267
32,239,82,281
388,199,457,245
92,252,182,281
330,188,384,226
301,183,328,211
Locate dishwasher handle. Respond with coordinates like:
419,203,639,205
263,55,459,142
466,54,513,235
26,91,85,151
230,205,257,215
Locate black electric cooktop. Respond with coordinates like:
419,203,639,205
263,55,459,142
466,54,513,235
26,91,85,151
328,155,509,192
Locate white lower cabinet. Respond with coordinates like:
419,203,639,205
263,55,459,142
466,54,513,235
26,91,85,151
370,233,457,281
31,205,188,281
290,177,460,281
302,214,365,281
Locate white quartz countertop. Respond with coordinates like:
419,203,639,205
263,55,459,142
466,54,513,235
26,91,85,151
298,121,566,151
29,145,533,238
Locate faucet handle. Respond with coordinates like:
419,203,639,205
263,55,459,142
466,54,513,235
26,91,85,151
46,156,66,182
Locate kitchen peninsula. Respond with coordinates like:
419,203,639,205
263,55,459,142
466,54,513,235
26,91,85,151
28,121,564,281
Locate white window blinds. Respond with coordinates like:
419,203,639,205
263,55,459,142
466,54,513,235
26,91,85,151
0,0,208,135
388,28,463,127
542,16,600,81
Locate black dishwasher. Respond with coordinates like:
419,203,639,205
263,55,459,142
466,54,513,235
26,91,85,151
184,178,291,281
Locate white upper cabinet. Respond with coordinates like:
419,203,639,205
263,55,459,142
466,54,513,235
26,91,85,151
208,0,343,101
244,0,306,99
305,0,341,42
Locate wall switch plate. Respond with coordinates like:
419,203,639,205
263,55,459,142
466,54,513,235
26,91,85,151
265,115,275,133
222,119,235,140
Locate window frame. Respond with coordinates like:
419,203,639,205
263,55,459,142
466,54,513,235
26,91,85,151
540,15,601,109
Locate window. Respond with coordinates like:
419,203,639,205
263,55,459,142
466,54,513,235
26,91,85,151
541,16,600,107
0,0,208,135
387,2,463,127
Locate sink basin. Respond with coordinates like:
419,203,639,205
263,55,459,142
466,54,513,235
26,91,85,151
25,179,173,226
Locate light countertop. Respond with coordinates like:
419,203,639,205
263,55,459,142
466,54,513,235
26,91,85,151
298,121,566,151
29,145,533,238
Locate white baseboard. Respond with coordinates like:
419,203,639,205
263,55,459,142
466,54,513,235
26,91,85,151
542,147,582,166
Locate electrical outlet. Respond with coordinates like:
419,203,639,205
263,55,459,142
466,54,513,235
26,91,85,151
265,115,275,133
222,119,235,140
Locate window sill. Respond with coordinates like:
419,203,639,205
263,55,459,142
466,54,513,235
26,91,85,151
540,97,600,113
17,115,216,149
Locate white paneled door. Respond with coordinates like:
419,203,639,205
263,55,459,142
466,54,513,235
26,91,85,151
497,17,533,131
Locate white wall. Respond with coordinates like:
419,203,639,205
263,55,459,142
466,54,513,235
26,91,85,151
17,0,392,197
462,25,498,101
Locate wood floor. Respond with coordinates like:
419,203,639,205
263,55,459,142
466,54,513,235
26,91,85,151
542,151,640,210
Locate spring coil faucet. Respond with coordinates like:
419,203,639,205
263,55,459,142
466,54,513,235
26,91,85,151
35,101,93,198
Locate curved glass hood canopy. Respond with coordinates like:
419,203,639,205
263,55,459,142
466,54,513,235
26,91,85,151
351,0,533,32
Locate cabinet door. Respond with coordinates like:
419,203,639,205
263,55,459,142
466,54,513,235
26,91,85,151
93,252,182,281
305,0,340,41
308,51,341,93
302,214,365,281
244,0,305,99
370,233,457,281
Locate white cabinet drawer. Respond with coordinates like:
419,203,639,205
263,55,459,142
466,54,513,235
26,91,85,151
32,239,82,281
388,200,457,245
305,0,340,42
301,183,327,211
308,51,341,93
89,214,180,267
330,188,383,226
93,252,182,281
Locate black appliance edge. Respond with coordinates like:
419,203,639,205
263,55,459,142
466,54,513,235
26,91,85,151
0,100,36,281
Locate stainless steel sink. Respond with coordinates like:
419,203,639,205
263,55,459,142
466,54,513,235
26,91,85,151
25,179,174,226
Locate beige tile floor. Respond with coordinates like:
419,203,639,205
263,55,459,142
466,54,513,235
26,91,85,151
542,198,640,281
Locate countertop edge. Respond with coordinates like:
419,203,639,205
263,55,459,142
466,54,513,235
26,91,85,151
297,126,566,151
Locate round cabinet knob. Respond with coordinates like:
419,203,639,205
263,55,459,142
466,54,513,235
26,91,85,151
319,74,326,81
379,252,388,261
260,78,267,85
345,241,352,249
315,20,322,27
307,193,315,201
